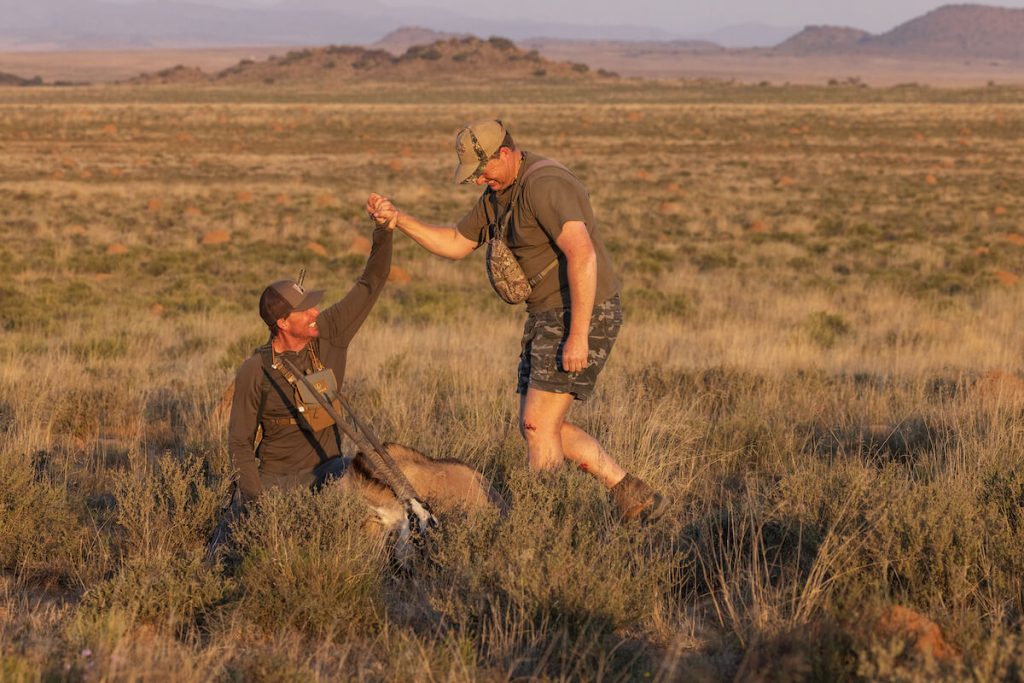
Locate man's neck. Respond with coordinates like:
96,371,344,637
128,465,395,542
512,150,524,179
272,334,308,354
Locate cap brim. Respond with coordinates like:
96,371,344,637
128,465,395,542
293,288,324,311
453,160,483,185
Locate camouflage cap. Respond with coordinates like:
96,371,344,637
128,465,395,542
453,119,507,185
259,277,324,328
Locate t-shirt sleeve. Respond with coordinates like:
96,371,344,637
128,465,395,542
456,194,491,245
525,174,591,242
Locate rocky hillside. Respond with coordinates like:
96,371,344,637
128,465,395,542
125,36,608,85
772,4,1024,60
867,4,1024,60
0,71,42,86
773,26,870,55
127,65,212,85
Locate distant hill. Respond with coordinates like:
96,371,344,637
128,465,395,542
774,26,870,55
370,27,473,56
771,4,1024,60
0,70,41,86
522,37,723,55
128,65,211,85
867,4,1024,60
124,36,612,86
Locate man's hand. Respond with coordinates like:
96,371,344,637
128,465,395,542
561,335,589,373
367,192,399,230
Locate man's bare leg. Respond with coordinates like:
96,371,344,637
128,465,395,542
519,387,626,489
559,421,626,489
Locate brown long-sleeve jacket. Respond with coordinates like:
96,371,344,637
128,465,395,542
227,227,393,501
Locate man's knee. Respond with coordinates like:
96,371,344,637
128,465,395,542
519,411,561,442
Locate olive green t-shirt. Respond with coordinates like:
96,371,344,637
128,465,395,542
456,152,620,313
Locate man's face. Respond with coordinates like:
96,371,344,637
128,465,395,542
473,147,518,191
278,306,320,341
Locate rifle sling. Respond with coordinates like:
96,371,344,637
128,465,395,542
278,357,421,505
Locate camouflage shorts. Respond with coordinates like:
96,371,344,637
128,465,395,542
517,294,622,401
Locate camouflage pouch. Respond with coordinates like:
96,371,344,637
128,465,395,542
484,159,562,305
485,236,534,304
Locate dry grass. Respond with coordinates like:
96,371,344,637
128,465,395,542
0,80,1023,680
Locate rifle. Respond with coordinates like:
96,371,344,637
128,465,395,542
278,357,439,537
204,479,240,566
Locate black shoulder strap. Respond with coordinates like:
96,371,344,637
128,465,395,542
508,158,574,227
522,158,572,184
255,342,274,427
491,159,554,239
505,158,570,285
254,340,332,429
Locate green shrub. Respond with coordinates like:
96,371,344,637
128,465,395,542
806,311,851,349
112,452,226,560
76,553,225,632
434,469,667,677
487,37,515,51
0,447,81,575
232,486,386,639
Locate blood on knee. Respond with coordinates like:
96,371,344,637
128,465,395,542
577,462,589,472
523,421,538,432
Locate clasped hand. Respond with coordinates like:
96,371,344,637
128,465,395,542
366,192,399,229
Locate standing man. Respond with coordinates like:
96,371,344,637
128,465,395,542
227,219,392,503
367,120,665,522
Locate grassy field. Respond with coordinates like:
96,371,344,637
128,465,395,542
2,79,1024,681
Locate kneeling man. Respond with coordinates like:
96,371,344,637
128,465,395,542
228,222,392,502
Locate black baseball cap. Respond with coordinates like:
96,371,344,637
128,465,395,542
259,277,324,329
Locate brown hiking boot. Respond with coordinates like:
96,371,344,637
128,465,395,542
610,474,668,523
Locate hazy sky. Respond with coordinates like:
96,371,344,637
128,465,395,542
176,0,1024,33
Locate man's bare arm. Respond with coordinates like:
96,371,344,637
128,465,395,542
367,192,476,261
555,220,597,373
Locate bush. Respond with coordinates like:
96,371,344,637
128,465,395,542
232,486,386,639
112,452,226,560
0,447,81,575
433,469,667,677
76,553,225,632
806,311,851,349
487,37,516,51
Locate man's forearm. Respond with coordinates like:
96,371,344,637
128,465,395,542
394,212,474,261
566,250,597,338
356,226,393,290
